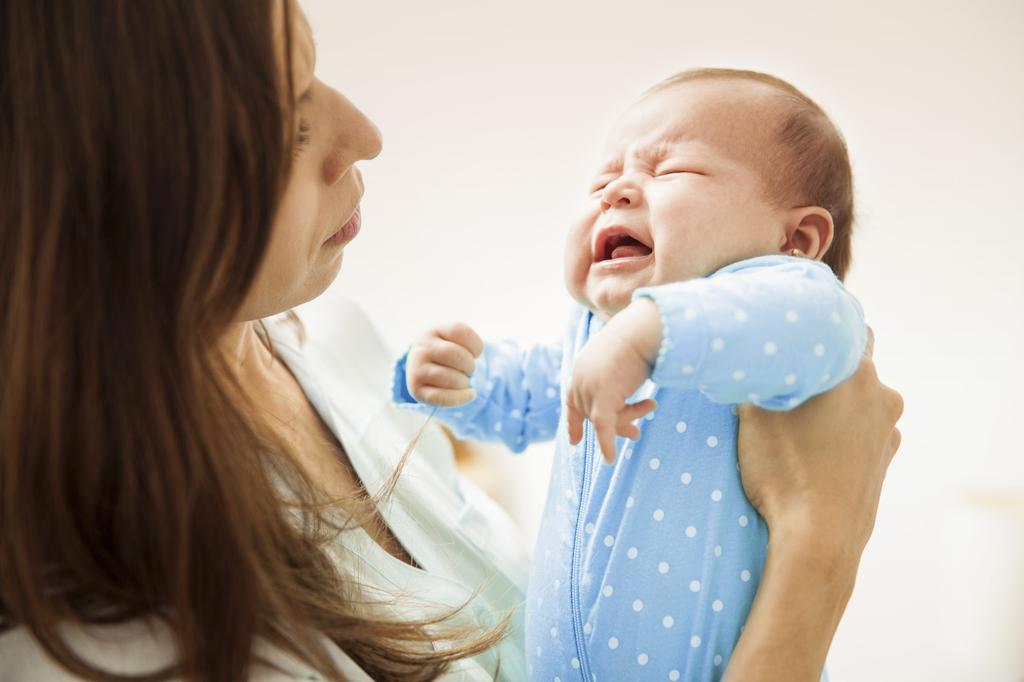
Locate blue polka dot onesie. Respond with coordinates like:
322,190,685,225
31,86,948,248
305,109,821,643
392,255,867,681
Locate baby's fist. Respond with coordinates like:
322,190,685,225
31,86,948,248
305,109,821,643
406,322,485,407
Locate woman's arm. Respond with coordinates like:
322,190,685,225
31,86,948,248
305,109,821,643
725,330,903,681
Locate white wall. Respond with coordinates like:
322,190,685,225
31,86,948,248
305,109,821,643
302,0,1024,679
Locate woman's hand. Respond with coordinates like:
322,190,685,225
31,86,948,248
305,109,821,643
737,328,903,559
725,328,903,682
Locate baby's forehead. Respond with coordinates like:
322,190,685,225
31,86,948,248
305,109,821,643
601,80,781,167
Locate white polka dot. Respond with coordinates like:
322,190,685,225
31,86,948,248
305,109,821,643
714,655,723,666
553,579,561,589
747,392,760,401
632,599,644,612
685,525,697,538
626,496,635,508
551,626,558,638
763,341,778,355
739,515,749,527
583,622,592,635
680,472,692,484
585,522,595,534
602,585,614,597
712,599,724,612
486,381,495,392
732,369,746,381
608,636,619,650
706,435,719,447
788,397,800,408
669,671,681,681
814,343,826,356
711,337,725,351
653,508,665,521
649,458,661,470
571,658,580,669
681,364,694,375
510,409,522,419
734,309,748,322
821,372,832,384
603,535,614,547
493,422,502,432
691,635,702,648
786,310,799,322
675,420,688,433
689,580,701,592
784,373,797,385
545,387,557,399
662,615,674,628
627,546,638,559
714,545,722,557
741,569,751,582
564,488,574,499
637,652,649,665
658,561,670,574
711,489,722,502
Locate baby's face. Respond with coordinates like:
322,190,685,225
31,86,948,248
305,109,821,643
565,80,791,318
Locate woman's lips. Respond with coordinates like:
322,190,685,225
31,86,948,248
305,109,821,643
323,206,361,248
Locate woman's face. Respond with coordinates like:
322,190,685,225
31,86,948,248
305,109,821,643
237,2,382,321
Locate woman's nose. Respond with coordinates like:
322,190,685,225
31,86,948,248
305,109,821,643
323,95,382,186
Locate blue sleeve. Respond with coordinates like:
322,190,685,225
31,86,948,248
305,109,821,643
632,255,867,410
391,340,563,453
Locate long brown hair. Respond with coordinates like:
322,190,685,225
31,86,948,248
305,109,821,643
0,1,503,680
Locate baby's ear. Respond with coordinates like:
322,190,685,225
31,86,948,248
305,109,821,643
780,207,834,260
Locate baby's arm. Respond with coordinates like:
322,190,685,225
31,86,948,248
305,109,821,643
635,254,867,408
566,255,866,462
392,323,564,453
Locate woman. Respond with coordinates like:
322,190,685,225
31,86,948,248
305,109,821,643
0,1,903,680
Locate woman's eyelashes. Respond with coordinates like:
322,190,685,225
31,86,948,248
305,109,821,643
295,119,312,155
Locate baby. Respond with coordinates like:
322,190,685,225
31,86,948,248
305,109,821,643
393,68,865,681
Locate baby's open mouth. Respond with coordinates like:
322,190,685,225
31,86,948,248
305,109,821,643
596,233,654,262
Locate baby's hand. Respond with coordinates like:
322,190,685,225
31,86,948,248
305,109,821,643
566,299,662,463
406,322,484,407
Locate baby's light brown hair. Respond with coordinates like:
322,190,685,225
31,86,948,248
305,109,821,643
647,68,855,280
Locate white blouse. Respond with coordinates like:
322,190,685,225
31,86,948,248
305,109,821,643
0,289,530,681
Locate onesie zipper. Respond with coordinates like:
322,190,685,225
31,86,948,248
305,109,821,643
569,421,595,680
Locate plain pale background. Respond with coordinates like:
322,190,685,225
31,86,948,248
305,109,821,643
302,0,1024,679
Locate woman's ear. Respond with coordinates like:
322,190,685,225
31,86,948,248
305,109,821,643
780,207,834,260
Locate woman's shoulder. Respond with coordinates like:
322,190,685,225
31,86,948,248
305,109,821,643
0,622,372,682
